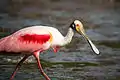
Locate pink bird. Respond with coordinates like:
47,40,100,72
0,20,99,80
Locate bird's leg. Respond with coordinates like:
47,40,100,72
10,55,30,80
33,51,51,80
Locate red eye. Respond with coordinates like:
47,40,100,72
76,24,79,26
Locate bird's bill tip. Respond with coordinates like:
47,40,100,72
88,39,100,54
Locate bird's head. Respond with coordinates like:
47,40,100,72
70,20,100,54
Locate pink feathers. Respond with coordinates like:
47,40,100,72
19,34,50,44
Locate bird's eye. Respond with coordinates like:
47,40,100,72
76,24,79,26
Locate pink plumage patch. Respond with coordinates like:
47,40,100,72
19,34,50,44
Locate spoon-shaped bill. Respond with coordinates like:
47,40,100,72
86,37,100,54
77,28,100,54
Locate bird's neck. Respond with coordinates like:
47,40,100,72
60,28,74,46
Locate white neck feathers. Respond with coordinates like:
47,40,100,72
60,28,74,46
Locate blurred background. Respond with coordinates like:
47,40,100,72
0,0,120,80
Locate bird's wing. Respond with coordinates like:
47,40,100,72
10,26,54,44
19,33,52,44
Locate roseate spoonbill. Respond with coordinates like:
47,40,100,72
0,20,99,80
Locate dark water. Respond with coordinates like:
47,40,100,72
0,0,120,80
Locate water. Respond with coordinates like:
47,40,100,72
0,0,120,80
